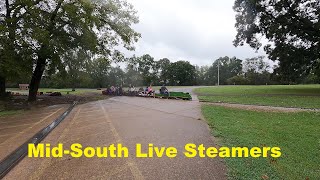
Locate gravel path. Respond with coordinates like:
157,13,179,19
202,102,320,113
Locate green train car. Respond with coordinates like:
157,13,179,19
155,92,192,100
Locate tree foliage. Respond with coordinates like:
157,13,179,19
168,61,196,86
0,0,140,100
233,0,320,81
22,54,299,88
207,56,243,85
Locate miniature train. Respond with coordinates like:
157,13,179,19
102,88,192,100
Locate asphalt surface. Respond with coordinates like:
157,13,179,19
4,87,226,179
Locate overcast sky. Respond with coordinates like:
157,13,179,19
124,0,266,66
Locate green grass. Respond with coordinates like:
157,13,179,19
202,105,320,180
195,85,320,109
0,110,22,117
195,85,320,95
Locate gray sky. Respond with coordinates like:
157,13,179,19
124,0,267,66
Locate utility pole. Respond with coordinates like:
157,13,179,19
217,59,220,86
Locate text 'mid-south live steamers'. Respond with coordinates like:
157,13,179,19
28,143,281,158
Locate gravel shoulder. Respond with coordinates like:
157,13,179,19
202,102,320,112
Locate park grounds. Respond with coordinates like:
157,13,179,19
194,84,320,179
1,84,320,179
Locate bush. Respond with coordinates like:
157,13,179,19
227,76,249,85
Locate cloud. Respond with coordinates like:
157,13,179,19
124,0,267,66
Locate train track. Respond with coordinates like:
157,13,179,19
0,101,78,179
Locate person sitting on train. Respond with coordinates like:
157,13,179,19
110,86,116,95
147,85,154,96
160,84,169,96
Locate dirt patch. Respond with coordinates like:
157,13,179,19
203,102,320,113
196,93,320,97
0,92,108,111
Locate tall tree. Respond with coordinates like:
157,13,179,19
168,61,196,86
243,56,270,73
0,0,33,98
62,49,90,91
157,58,171,85
129,54,157,85
207,56,243,85
125,56,143,86
195,65,210,85
233,0,320,82
107,66,125,86
28,0,140,101
243,56,271,85
89,58,111,88
1,0,140,101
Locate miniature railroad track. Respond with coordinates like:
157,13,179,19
0,101,78,179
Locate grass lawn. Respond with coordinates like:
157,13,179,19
195,85,320,109
202,105,320,179
0,110,22,117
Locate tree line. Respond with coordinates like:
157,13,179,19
7,54,319,90
1,0,320,101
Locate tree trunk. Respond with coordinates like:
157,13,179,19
28,57,46,102
0,76,6,99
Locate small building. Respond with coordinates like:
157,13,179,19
19,84,29,90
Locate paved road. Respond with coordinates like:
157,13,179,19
5,87,226,179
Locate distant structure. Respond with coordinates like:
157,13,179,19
19,84,29,90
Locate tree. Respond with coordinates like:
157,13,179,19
124,56,144,86
227,75,249,85
233,0,320,82
207,56,243,85
40,48,94,89
243,56,270,73
168,61,196,86
157,58,171,84
62,49,91,91
89,58,111,88
243,56,271,85
1,0,140,101
106,66,125,86
195,65,210,85
136,54,156,85
0,0,34,98
127,54,159,85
